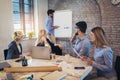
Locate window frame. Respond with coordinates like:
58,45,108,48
13,0,35,38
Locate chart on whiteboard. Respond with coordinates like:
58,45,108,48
54,10,72,38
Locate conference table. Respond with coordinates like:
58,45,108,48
0,55,92,80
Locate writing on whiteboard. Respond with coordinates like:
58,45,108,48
54,10,72,38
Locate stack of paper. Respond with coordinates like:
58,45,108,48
42,71,67,80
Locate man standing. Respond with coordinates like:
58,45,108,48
71,21,91,57
46,9,59,44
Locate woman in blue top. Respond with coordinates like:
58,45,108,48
83,27,117,80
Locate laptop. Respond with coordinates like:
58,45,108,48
31,46,51,60
0,62,11,71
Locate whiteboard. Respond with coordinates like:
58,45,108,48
54,10,72,38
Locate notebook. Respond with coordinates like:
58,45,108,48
69,40,80,57
42,71,67,80
31,46,51,60
0,62,11,71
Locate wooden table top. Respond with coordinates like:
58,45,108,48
0,55,92,80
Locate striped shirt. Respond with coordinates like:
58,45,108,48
92,46,116,78
72,35,91,57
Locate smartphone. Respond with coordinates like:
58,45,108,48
75,32,78,35
74,67,85,69
15,59,21,62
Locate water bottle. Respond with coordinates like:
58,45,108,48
22,56,28,66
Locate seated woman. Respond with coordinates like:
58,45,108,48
82,27,117,80
35,29,62,55
6,31,24,59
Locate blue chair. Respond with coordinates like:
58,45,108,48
115,56,120,80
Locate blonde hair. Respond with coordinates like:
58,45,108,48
38,29,47,38
91,27,108,48
13,31,23,41
35,29,47,46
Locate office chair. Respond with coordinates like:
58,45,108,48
4,49,8,60
115,56,120,80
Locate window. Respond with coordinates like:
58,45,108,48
13,0,35,37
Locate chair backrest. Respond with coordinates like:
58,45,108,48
4,49,8,60
115,56,120,80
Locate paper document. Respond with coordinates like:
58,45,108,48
42,71,67,80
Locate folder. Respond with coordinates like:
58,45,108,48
42,71,67,80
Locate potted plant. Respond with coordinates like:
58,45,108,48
28,31,35,39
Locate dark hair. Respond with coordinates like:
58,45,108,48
47,9,55,15
91,27,108,48
76,21,87,33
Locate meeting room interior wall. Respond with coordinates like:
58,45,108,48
0,0,48,61
0,0,119,61
48,0,101,55
0,0,14,61
48,0,120,57
21,0,48,53
96,0,120,57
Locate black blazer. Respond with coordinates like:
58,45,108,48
46,38,62,55
6,41,22,59
37,38,62,55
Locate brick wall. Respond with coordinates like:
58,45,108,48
48,0,101,55
48,0,120,56
97,0,120,56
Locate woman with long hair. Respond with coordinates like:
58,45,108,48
83,27,117,80
35,29,62,55
35,29,50,47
